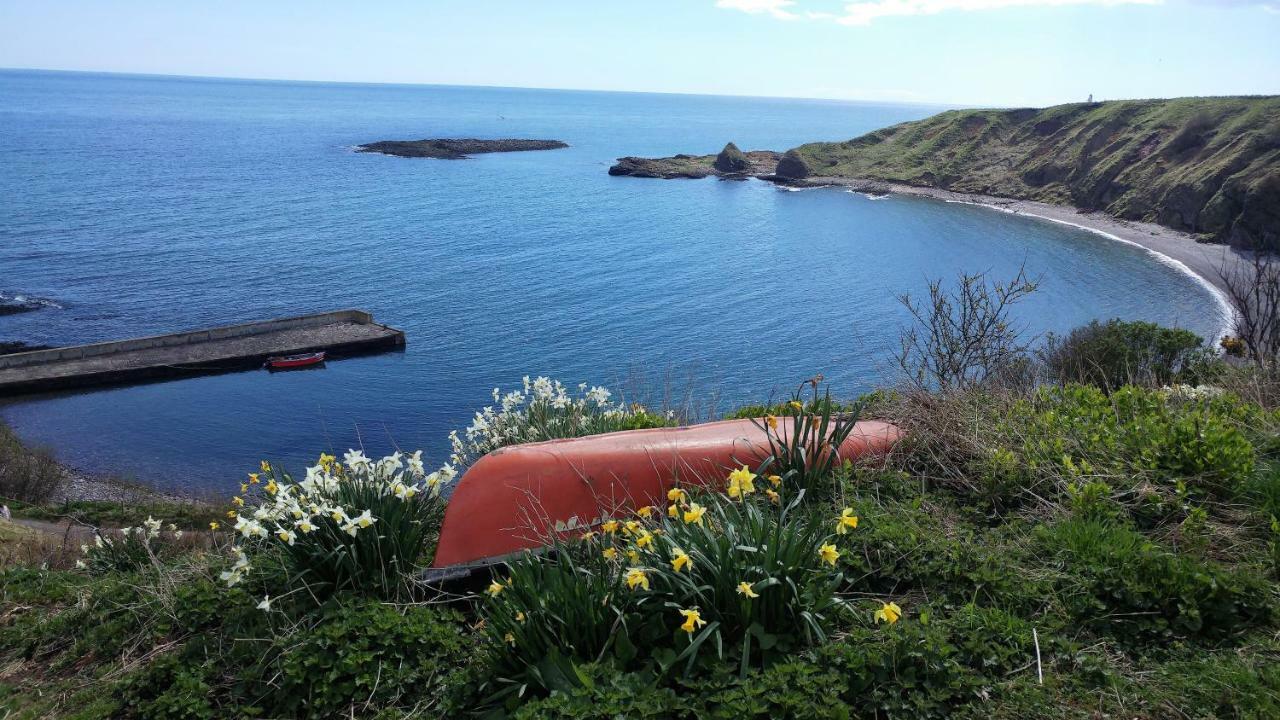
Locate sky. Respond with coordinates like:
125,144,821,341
0,0,1277,106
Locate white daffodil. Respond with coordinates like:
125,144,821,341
353,509,376,529
75,559,87,569
257,595,271,611
407,450,425,477
296,517,316,533
275,527,297,545
343,449,371,471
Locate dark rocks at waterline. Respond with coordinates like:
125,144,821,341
0,342,53,355
775,149,811,180
608,149,781,179
355,138,568,159
713,142,750,173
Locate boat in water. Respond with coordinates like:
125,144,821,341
264,351,326,370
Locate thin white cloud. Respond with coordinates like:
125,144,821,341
835,0,1161,26
715,0,800,20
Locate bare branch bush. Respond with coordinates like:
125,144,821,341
896,265,1040,392
1218,252,1280,365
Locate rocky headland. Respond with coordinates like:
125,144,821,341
356,138,568,159
609,143,779,179
607,97,1280,250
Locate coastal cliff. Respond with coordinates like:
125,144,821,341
610,97,1280,249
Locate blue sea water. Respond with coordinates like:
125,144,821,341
0,69,1220,492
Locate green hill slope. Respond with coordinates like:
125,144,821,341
792,97,1280,248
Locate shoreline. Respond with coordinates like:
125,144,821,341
792,177,1240,341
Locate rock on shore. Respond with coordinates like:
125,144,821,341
609,146,780,179
356,138,568,159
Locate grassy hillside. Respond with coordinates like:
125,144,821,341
792,96,1280,248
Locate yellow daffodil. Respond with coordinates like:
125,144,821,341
766,415,778,430
668,504,679,518
580,530,596,541
623,520,640,536
625,567,649,591
248,473,260,484
766,489,780,505
874,601,903,625
260,460,271,473
836,508,859,535
767,474,782,487
819,543,840,566
231,496,245,507
240,482,249,493
636,505,655,519
736,581,759,598
667,487,687,503
678,607,706,634
602,547,618,560
683,503,707,525
727,465,757,499
319,452,336,466
635,530,654,549
516,611,526,623
671,549,691,572
264,479,278,495
226,510,237,519
487,581,504,597
504,632,516,646
788,400,803,412
602,520,620,534
627,549,640,563
209,521,220,531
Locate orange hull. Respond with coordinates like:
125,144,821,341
431,418,901,568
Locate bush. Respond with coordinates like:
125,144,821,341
1040,519,1274,641
272,601,471,718
1041,319,1213,391
448,376,675,466
76,518,185,574
0,422,63,503
222,450,452,603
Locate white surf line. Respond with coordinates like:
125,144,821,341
945,199,1237,343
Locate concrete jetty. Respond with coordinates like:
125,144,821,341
0,310,404,396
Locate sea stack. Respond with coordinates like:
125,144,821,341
775,149,810,180
713,142,750,173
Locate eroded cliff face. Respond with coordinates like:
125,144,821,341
790,97,1280,248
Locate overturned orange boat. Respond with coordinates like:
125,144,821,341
431,418,901,568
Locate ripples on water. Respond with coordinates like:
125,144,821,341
0,70,1220,491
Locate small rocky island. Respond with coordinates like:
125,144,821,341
609,143,781,179
356,138,568,159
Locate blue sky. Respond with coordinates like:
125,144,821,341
1,0,1276,106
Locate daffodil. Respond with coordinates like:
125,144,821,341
636,505,655,519
260,460,271,473
836,508,859,535
727,465,757,498
75,559,87,570
683,503,707,525
276,528,297,545
249,473,260,484
226,510,237,519
296,518,316,533
767,474,782,487
257,595,271,611
668,504,679,518
623,520,640,535
671,549,691,572
504,632,516,646
667,487,687,503
819,543,840,566
241,482,249,493
626,549,640,563
264,479,278,495
353,509,375,528
874,601,902,625
678,607,706,634
231,496,245,507
788,400,803,412
766,489,780,505
209,521,219,531
625,567,649,591
580,530,596,541
602,547,618,560
766,415,778,430
516,611,526,623
635,529,654,549
488,581,505,597
736,581,759,598
602,520,620,534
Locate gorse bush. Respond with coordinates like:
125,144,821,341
1042,318,1213,391
449,376,674,466
222,450,454,602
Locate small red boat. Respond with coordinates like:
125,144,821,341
264,351,326,370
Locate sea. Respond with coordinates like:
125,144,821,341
0,69,1221,493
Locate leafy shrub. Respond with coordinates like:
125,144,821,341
76,517,183,574
449,376,674,466
272,601,471,718
223,450,452,602
1040,519,1274,640
1041,319,1214,391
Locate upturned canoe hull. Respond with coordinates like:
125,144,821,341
431,418,901,568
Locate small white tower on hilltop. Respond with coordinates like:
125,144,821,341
1087,93,1094,103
